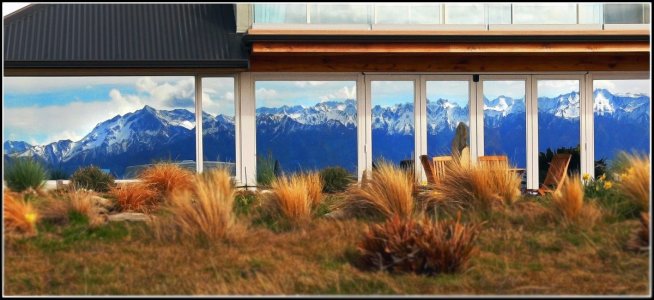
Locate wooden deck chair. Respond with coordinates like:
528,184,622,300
419,155,437,184
432,156,454,182
538,153,572,195
478,155,509,170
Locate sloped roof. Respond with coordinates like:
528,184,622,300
3,4,248,68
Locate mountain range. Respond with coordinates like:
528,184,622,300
4,89,649,177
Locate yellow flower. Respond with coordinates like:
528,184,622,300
604,181,613,190
582,173,590,181
421,180,428,186
599,174,606,181
25,212,37,224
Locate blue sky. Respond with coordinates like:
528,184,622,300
371,81,414,107
426,81,469,106
255,81,356,108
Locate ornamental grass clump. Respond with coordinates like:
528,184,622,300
138,163,195,199
320,167,354,193
357,214,482,275
4,189,39,238
109,182,160,213
335,161,414,220
152,168,237,243
551,175,601,229
262,172,324,226
70,165,115,193
4,157,47,192
615,153,650,212
40,188,106,227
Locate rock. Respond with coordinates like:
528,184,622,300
91,196,113,209
108,212,150,222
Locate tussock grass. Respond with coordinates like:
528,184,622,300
4,158,47,192
357,214,482,275
303,171,324,209
138,163,195,198
110,183,160,213
335,162,415,220
638,212,649,247
420,162,521,215
152,168,237,243
4,189,39,238
551,175,601,229
40,188,107,227
262,173,317,226
615,153,650,212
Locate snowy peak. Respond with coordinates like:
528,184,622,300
4,140,32,155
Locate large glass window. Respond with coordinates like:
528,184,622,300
255,81,357,174
444,4,486,24
3,76,196,179
375,4,440,24
253,3,307,24
309,4,370,24
371,81,415,166
426,81,470,157
603,3,650,24
483,80,527,168
537,80,581,184
512,3,578,24
201,78,236,175
593,79,651,176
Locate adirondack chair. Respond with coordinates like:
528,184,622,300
419,155,437,184
478,155,509,169
538,153,572,195
432,156,454,182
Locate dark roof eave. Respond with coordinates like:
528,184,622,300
243,34,651,44
3,60,250,69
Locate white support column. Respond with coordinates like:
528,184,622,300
526,75,538,191
194,75,203,174
582,73,595,178
356,74,367,181
364,76,373,176
239,72,257,187
233,74,242,184
414,77,424,182
474,78,485,165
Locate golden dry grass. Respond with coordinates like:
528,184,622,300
420,162,521,214
152,168,237,242
303,171,324,208
551,175,601,229
40,188,107,227
336,162,414,219
109,183,160,213
616,153,650,211
3,188,39,238
263,174,314,225
138,163,195,198
638,212,649,247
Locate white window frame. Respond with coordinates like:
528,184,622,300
531,75,586,188
365,75,422,180
476,75,535,189
196,74,240,182
248,72,366,182
420,75,476,182
586,71,651,179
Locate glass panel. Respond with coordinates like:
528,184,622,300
444,4,486,24
426,81,470,157
593,80,651,176
579,3,602,24
375,4,440,24
513,3,578,24
537,80,581,185
603,3,649,24
488,3,512,24
309,4,370,24
3,76,196,179
254,3,307,24
255,81,357,174
202,78,236,176
371,81,415,166
483,80,527,168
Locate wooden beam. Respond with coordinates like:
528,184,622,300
250,54,649,72
252,42,650,55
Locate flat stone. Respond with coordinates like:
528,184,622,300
108,212,150,222
91,196,113,209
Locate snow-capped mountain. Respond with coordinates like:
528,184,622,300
3,141,32,155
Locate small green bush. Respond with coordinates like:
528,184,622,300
4,157,47,192
48,168,69,180
70,165,115,192
583,173,639,221
257,152,277,187
320,167,354,193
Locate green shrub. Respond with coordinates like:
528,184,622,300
583,173,639,221
257,152,277,187
70,166,115,192
4,157,47,192
48,168,69,180
320,167,354,193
